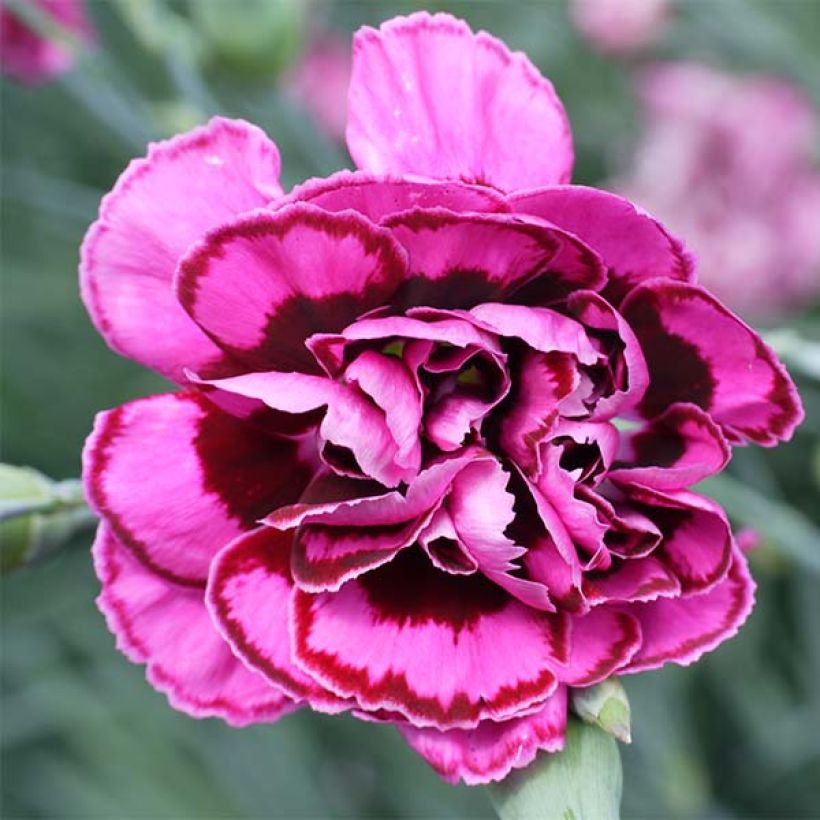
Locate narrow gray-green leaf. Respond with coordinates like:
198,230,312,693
488,719,622,820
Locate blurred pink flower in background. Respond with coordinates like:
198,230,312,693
571,0,669,55
0,0,94,84
618,62,820,320
284,33,351,142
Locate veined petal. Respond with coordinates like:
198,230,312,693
176,204,407,374
83,392,313,585
398,687,567,785
80,117,282,381
94,526,295,726
347,12,573,192
621,280,803,445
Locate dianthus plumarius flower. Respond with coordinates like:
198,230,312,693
81,12,802,786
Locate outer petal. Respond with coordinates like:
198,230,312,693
176,204,407,374
397,687,567,785
83,392,313,585
205,527,349,711
94,525,295,726
621,280,803,445
509,186,694,304
285,170,509,221
621,549,755,673
80,118,282,381
609,403,730,490
383,209,604,310
347,12,573,191
291,547,563,730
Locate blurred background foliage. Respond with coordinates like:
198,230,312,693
2,1,820,817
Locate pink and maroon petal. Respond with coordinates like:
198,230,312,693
557,607,642,685
83,392,313,585
397,687,567,785
80,117,282,381
583,555,681,605
200,371,412,488
627,487,733,594
509,186,694,304
418,507,479,575
621,280,803,446
621,549,755,673
205,527,349,711
610,403,730,490
94,525,295,726
347,12,573,192
176,204,408,374
285,170,509,221
291,547,564,729
383,209,604,310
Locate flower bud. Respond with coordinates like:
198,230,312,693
571,677,632,744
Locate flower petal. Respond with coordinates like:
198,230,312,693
509,186,694,304
347,12,573,192
80,118,282,381
397,687,567,785
286,170,509,221
583,555,681,605
609,402,730,490
383,209,604,310
176,204,407,374
94,525,295,726
83,392,313,585
292,547,564,729
621,280,803,445
205,527,349,710
621,549,755,673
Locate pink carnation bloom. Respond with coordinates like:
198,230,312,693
571,0,669,55
81,13,802,785
1,0,94,84
284,33,351,142
619,62,820,320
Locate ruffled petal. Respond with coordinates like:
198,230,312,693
347,12,573,191
383,209,604,310
205,527,349,710
509,186,694,304
80,118,282,381
286,170,509,221
621,280,803,445
609,403,730,490
83,392,313,585
94,525,295,726
176,204,407,374
291,547,564,729
621,549,755,673
397,687,567,785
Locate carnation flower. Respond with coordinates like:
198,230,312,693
618,62,820,320
81,13,802,785
1,0,94,85
570,0,669,55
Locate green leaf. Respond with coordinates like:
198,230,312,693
488,719,622,820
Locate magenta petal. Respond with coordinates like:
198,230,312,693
622,549,755,673
201,371,412,488
509,185,694,304
292,548,563,729
398,687,567,785
418,507,479,575
206,527,348,710
94,525,295,726
83,392,313,585
383,209,603,310
286,170,509,221
583,555,681,605
80,118,282,381
610,402,730,490
176,204,407,374
558,608,642,685
347,12,573,192
621,280,803,445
